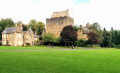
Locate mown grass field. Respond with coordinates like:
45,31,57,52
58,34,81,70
0,46,119,73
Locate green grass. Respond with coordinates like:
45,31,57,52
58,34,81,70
0,47,120,73
0,46,57,50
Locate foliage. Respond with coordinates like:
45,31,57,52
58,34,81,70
42,33,55,43
115,44,120,49
0,42,1,45
110,27,120,45
37,21,45,35
74,25,79,32
101,28,112,47
92,22,103,44
77,39,85,47
54,37,61,43
60,25,77,46
86,31,99,46
28,19,45,36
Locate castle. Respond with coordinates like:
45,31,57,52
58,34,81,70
45,9,92,40
45,9,74,38
2,24,39,46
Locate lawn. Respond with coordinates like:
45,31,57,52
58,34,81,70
0,47,120,73
0,46,57,50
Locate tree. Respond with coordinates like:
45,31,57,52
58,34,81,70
37,21,45,35
86,31,99,47
42,33,55,45
28,20,45,36
92,22,103,44
0,18,14,40
101,28,112,47
60,25,77,46
28,19,37,33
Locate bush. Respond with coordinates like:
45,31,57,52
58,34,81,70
108,43,116,48
115,44,120,49
0,42,2,45
77,39,85,47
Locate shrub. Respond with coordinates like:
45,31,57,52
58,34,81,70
0,42,2,45
77,39,85,47
115,44,120,49
108,43,116,48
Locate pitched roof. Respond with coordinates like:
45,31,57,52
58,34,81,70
51,9,69,18
2,27,17,34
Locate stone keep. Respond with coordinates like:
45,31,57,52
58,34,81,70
46,9,74,38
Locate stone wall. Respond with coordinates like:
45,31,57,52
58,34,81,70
46,16,74,38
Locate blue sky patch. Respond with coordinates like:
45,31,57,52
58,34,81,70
76,0,90,4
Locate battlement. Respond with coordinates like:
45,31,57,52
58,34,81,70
51,9,69,18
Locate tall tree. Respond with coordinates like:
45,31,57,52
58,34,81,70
37,21,45,35
92,22,103,44
101,28,112,47
28,20,45,36
60,25,77,46
28,19,37,33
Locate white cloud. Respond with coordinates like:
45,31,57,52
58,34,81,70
0,0,120,30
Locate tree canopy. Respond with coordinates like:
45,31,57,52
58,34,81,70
60,25,77,46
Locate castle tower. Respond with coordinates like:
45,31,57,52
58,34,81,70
46,9,74,38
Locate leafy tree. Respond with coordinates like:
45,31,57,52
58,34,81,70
60,25,77,46
86,31,99,47
28,20,45,36
37,21,45,35
42,33,55,45
0,18,14,40
28,19,37,33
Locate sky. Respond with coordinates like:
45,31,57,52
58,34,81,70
0,0,120,30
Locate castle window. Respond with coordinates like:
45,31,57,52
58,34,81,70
18,34,22,38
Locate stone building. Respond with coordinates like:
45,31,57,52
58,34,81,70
2,24,39,46
45,9,74,38
77,23,93,40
